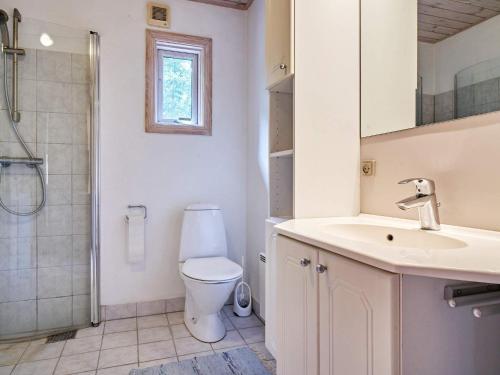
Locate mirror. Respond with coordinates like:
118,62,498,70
361,0,500,137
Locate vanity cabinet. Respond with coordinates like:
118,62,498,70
276,235,400,375
265,0,293,87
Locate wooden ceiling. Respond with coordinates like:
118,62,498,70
419,0,500,43
188,0,253,10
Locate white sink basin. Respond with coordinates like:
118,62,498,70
323,224,467,250
275,214,500,283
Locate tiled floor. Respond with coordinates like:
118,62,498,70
0,306,276,375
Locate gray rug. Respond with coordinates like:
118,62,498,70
130,347,271,375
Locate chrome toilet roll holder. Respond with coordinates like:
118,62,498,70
126,204,147,221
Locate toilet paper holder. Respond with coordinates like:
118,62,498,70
126,204,147,221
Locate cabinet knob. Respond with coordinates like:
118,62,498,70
299,258,311,267
279,63,287,70
316,264,328,273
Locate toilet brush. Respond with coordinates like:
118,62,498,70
233,256,252,317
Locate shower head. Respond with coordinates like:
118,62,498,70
0,10,10,49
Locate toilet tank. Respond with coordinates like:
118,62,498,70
179,204,228,262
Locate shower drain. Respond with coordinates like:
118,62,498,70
46,330,77,343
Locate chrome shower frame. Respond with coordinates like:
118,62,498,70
2,8,24,123
90,31,102,326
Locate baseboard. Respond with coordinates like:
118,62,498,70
101,297,185,321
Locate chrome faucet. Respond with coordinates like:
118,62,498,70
396,178,441,230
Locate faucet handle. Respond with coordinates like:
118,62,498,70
398,178,436,195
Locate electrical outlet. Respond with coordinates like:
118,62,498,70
361,160,376,176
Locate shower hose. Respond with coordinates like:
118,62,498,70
0,53,46,216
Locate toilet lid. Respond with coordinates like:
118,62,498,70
182,257,243,282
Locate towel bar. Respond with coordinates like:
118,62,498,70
444,283,500,308
473,303,500,318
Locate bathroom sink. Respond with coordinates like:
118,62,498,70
322,223,467,250
275,214,500,283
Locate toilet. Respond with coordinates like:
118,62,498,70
179,204,243,343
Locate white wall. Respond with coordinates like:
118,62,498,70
245,0,268,307
1,0,248,305
419,14,500,94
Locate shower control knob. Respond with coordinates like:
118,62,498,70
299,258,311,267
316,264,328,274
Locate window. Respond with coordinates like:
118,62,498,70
146,30,212,135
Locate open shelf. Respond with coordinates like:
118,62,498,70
269,77,293,219
270,149,293,158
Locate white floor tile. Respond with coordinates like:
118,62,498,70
248,342,274,361
211,330,245,350
166,312,184,326
138,341,176,363
170,324,191,339
173,337,211,356
98,346,137,369
101,332,137,350
138,327,171,344
76,325,104,339
137,315,168,330
20,342,65,363
62,336,102,356
0,366,14,375
12,358,57,375
228,313,263,329
0,343,29,366
104,319,136,335
239,326,265,344
54,350,99,375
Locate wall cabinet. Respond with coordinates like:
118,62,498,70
265,0,293,87
276,235,400,375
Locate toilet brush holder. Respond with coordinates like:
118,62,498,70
233,281,252,317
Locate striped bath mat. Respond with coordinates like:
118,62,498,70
130,347,271,375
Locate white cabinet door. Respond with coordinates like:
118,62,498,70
265,0,293,86
276,235,318,375
318,250,400,375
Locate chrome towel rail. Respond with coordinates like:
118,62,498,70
126,204,147,221
473,303,500,319
444,283,500,308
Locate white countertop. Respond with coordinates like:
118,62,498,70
275,214,500,283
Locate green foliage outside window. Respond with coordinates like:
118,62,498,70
162,56,193,121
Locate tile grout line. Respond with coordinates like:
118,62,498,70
135,315,140,369
51,339,68,375
94,326,104,374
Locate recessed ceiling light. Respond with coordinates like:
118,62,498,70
39,33,54,47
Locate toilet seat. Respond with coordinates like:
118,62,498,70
182,256,242,283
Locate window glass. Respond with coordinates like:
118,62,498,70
162,56,193,122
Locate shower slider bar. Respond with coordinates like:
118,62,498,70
0,156,44,168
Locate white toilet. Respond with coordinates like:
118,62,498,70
179,204,243,343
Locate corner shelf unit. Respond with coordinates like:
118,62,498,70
268,75,294,219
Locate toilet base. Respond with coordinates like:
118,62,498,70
184,310,226,343
180,272,240,343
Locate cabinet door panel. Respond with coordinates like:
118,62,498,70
265,0,292,86
276,235,318,375
318,250,400,375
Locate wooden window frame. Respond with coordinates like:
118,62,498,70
146,30,212,135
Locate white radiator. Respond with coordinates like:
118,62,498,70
258,252,266,320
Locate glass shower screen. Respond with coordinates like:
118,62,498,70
0,15,100,341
